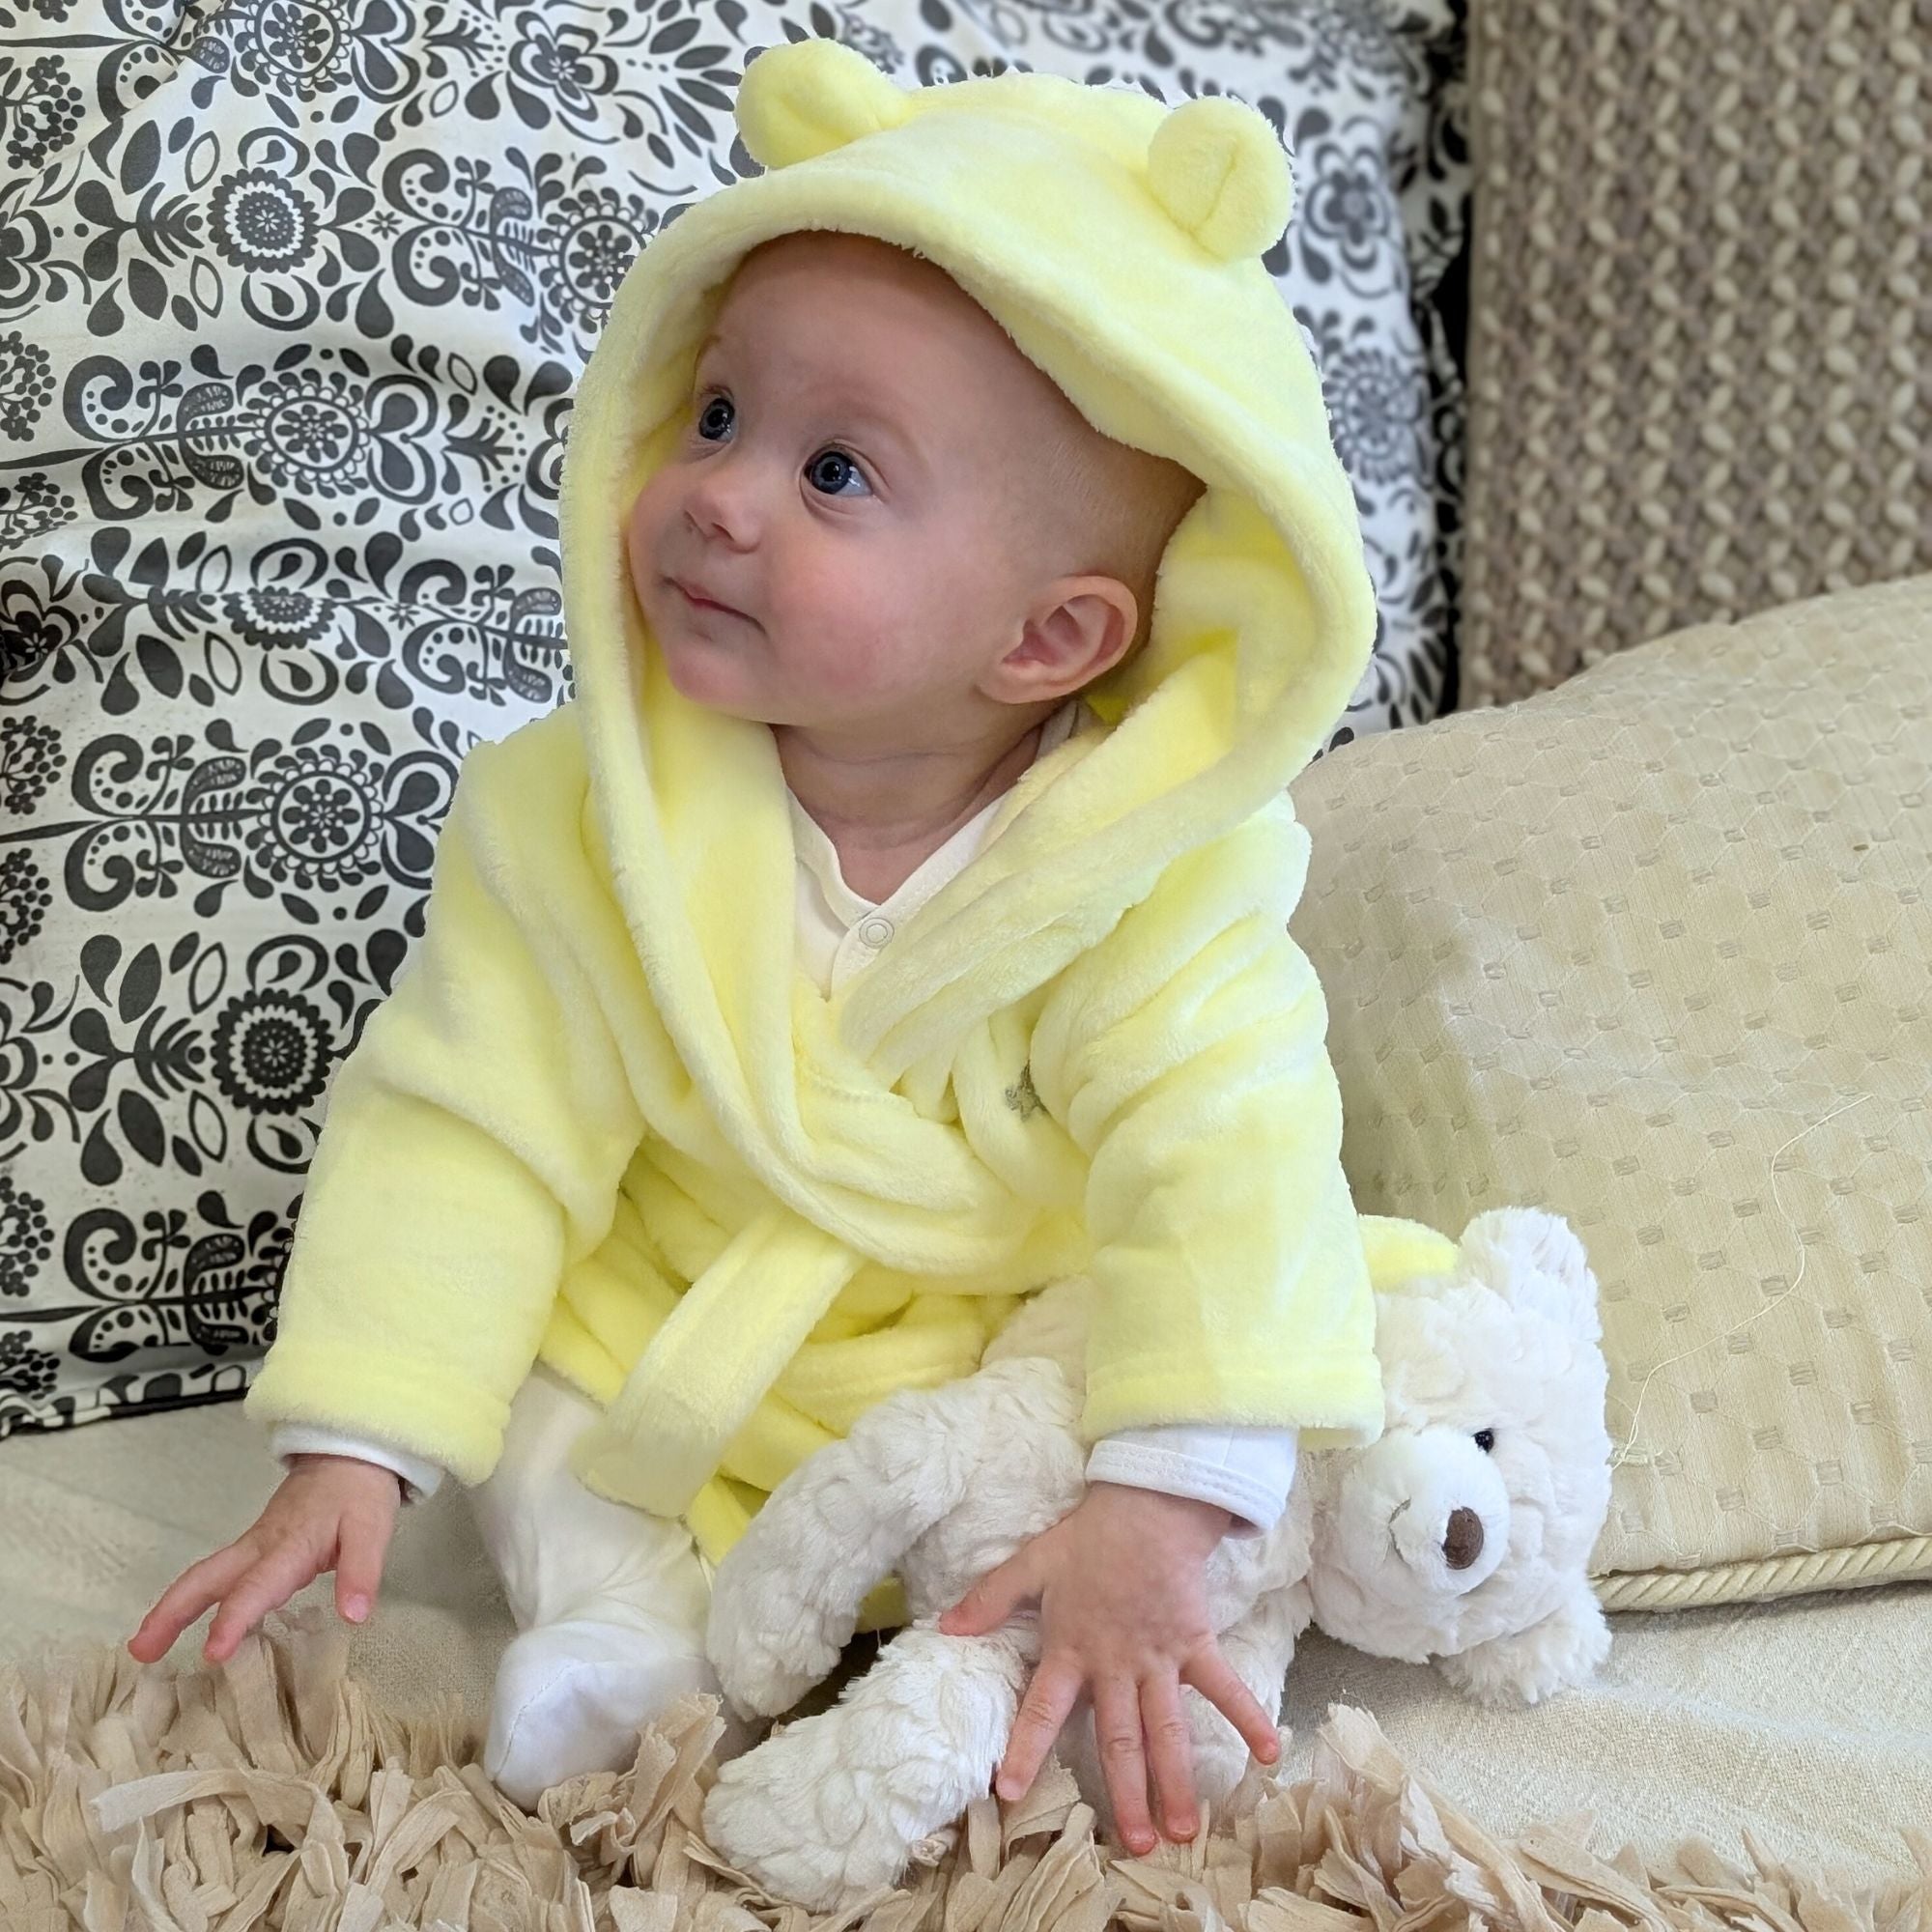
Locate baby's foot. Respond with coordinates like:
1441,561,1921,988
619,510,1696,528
485,1615,753,1808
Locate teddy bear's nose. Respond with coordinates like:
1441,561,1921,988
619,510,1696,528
1443,1507,1485,1571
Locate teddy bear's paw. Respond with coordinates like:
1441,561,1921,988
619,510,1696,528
1185,1703,1259,1807
704,1775,864,1914
1195,1735,1259,1806
1437,1594,1612,1708
710,1636,836,1723
1436,1643,1531,1708
701,1719,945,1913
706,1587,842,1719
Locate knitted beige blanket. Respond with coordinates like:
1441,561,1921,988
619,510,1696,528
3,1614,1926,1932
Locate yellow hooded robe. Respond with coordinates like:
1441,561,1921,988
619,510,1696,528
244,41,1397,1609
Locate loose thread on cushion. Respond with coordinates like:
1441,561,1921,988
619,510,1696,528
1607,1093,1872,1473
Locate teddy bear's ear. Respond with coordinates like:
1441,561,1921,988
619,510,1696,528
737,38,912,171
1146,95,1294,263
1458,1208,1603,1343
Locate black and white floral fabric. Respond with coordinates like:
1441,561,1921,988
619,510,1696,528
0,0,1469,1442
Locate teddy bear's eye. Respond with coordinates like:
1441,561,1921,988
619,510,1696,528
1474,1429,1496,1453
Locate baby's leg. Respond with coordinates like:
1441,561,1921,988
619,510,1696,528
469,1365,748,1806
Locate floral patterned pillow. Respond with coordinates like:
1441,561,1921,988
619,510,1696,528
0,0,1469,1441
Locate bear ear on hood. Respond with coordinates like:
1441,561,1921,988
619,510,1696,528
737,38,1293,265
1147,95,1294,263
737,38,911,170
1457,1208,1605,1344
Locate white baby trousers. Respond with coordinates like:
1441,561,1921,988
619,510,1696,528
467,1364,753,1805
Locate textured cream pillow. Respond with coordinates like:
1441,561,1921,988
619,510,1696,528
1289,574,1932,1610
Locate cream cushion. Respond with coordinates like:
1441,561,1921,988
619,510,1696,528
1289,574,1932,1609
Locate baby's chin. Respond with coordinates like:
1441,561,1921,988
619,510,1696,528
659,641,774,720
646,600,937,735
652,626,805,727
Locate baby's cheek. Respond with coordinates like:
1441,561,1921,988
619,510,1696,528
629,475,677,571
784,562,899,695
813,630,898,705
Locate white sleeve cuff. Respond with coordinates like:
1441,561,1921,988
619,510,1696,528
270,1424,445,1505
1086,1425,1299,1537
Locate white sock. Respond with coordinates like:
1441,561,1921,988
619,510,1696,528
485,1597,753,1807
470,1369,753,1807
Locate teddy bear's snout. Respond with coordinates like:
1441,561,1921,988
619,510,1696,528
1384,1489,1502,1586
1443,1506,1484,1571
1343,1429,1512,1605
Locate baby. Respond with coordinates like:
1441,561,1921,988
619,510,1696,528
128,43,1385,1862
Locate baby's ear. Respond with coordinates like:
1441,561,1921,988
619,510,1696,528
987,576,1138,704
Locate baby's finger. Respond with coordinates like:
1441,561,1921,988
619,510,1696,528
334,1509,394,1626
1140,1671,1200,1842
1181,1644,1280,1764
939,1547,1038,1638
128,1545,255,1662
995,1651,1082,1803
203,1542,321,1663
1094,1673,1156,1857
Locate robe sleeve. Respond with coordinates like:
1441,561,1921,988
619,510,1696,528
243,716,645,1485
1034,797,1384,1452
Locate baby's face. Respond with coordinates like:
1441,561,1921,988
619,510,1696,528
626,233,1071,741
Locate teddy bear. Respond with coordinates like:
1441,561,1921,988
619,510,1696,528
698,1207,1614,1912
1298,1211,1616,1706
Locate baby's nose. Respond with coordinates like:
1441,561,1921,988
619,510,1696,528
1442,1506,1484,1571
683,466,760,548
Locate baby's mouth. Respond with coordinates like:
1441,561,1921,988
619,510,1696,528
668,575,748,619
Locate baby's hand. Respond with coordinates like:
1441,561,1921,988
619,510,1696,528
936,1481,1278,1855
127,1454,402,1666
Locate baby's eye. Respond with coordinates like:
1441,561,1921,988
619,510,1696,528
696,394,734,441
806,447,872,497
1474,1429,1496,1454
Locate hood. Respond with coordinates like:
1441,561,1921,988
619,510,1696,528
556,35,1378,1104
